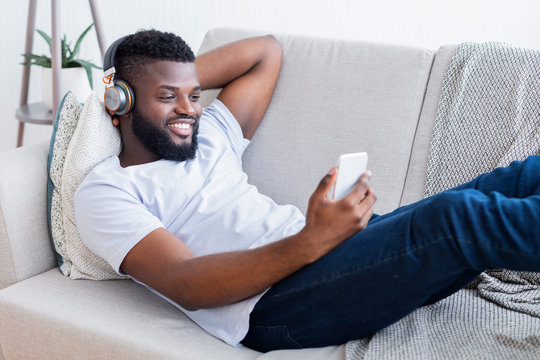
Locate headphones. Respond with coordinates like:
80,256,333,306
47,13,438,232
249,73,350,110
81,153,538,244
103,35,135,115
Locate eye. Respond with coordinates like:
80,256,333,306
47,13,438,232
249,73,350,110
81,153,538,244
159,94,175,101
190,94,201,102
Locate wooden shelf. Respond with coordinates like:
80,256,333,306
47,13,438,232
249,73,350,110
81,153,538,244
16,0,106,147
15,102,54,125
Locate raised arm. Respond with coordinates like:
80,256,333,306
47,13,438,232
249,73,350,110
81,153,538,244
195,35,282,139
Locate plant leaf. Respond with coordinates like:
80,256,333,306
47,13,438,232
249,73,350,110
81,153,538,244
36,29,52,56
71,24,94,62
65,40,74,62
72,59,95,89
61,34,68,67
21,53,47,60
21,23,97,71
73,58,100,70
21,54,51,67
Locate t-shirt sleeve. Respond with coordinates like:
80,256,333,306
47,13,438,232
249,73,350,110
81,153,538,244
201,99,251,158
74,180,164,274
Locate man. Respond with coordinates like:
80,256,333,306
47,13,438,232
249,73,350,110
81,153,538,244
74,29,540,352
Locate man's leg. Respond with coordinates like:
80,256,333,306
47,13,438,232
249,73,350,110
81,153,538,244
370,155,540,224
452,155,540,197
418,155,540,305
242,156,540,351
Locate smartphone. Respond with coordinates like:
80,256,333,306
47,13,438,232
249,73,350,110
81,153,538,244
332,152,369,200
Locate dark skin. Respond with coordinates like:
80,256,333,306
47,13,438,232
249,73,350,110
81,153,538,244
114,36,377,311
115,61,202,167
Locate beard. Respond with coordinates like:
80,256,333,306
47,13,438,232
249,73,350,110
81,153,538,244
130,107,199,162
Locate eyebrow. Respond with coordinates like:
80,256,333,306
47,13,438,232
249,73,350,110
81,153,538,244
158,85,202,91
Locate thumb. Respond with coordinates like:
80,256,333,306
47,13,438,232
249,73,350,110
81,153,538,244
313,167,337,199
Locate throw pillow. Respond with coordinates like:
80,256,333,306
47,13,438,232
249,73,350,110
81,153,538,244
48,91,124,280
48,92,83,269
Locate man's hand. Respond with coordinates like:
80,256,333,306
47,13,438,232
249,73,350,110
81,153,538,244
301,168,377,262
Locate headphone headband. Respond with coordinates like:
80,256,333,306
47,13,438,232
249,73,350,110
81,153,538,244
103,35,130,77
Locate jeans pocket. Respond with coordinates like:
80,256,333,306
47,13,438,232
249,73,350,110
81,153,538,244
242,325,303,352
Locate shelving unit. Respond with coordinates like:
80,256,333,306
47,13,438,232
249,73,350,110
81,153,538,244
15,0,106,147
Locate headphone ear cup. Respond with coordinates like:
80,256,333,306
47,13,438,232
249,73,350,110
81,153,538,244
104,79,135,115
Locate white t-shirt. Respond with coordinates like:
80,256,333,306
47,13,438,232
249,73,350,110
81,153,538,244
74,99,306,346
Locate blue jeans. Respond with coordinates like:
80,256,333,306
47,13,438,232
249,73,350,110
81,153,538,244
241,156,540,351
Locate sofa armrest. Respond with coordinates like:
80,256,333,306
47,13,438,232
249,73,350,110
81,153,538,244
0,141,56,289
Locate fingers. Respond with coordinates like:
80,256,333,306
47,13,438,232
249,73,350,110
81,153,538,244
361,187,377,206
342,170,372,203
305,169,376,241
345,188,376,231
357,188,377,220
358,207,374,229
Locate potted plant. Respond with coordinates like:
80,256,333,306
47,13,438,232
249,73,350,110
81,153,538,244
21,23,101,110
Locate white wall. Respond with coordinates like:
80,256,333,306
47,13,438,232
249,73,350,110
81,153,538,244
2,0,540,152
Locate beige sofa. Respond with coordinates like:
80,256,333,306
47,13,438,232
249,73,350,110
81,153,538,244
0,27,456,359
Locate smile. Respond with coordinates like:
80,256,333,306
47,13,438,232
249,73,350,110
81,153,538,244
167,121,194,138
168,123,191,130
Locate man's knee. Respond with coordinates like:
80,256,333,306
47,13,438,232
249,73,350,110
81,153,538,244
427,190,477,220
511,155,540,196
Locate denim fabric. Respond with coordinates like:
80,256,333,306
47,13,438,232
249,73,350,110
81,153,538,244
242,156,540,352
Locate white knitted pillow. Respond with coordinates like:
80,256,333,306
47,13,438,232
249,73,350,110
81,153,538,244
48,92,83,269
49,91,123,280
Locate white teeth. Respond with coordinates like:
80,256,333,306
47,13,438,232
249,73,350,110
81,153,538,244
168,123,191,130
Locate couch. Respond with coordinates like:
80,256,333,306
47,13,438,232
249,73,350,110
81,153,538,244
1,27,466,359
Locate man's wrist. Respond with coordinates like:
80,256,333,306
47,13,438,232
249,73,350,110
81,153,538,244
289,227,321,264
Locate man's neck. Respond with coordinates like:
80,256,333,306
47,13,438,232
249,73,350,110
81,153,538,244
118,147,161,168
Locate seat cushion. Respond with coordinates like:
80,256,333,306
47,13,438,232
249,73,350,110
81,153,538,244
0,269,256,359
0,269,343,359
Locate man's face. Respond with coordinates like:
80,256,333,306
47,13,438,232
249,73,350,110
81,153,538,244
129,61,203,162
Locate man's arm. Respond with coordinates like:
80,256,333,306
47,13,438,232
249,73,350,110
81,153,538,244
195,35,282,139
121,169,376,311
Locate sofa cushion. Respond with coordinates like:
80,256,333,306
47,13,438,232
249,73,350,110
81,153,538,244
47,92,83,271
0,269,343,360
48,92,122,280
198,28,435,215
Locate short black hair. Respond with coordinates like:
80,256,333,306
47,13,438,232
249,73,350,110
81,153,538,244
115,29,195,84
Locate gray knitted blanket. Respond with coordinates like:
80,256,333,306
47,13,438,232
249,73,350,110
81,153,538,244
346,42,540,359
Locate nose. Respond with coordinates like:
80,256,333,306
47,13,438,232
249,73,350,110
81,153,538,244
175,96,196,117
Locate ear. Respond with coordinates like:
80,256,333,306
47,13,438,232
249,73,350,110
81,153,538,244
109,111,120,127
110,110,133,127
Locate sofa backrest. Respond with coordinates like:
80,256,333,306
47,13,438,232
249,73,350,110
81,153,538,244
199,27,436,214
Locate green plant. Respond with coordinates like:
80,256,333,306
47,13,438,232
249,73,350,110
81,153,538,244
21,23,100,89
